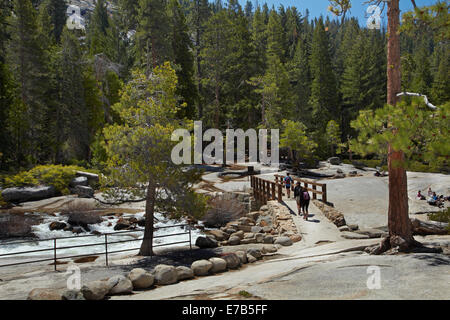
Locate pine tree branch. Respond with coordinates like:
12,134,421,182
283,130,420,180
396,92,437,110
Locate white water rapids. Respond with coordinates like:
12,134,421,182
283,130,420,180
0,212,204,265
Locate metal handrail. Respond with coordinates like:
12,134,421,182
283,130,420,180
0,223,192,271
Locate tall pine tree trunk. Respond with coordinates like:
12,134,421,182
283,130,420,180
139,181,156,256
385,0,414,248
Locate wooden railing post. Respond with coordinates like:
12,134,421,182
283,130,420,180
312,184,317,200
322,184,327,203
277,183,282,202
271,182,275,200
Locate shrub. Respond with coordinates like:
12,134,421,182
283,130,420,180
202,196,246,228
428,208,450,234
2,165,97,195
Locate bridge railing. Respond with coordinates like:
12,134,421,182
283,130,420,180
274,174,327,203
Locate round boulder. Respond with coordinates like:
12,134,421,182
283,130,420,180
154,264,178,285
274,236,293,246
81,280,110,300
28,288,62,300
247,248,262,259
107,275,133,295
208,257,227,273
262,245,278,254
235,251,247,264
221,253,241,269
49,221,67,231
62,290,85,300
228,235,240,245
176,266,194,281
247,254,257,263
191,259,213,276
195,236,218,248
128,268,154,290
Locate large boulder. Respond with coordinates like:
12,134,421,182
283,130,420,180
262,245,278,254
68,212,102,231
154,264,178,285
205,229,229,241
69,176,88,188
263,235,274,244
2,186,56,203
176,266,194,281
81,280,110,300
28,288,62,300
191,260,213,276
0,214,38,238
208,257,227,273
49,221,67,231
128,268,154,290
255,233,264,243
251,226,263,233
230,230,245,239
328,157,341,165
235,251,247,264
62,290,85,300
247,248,262,259
227,235,240,245
107,275,133,295
75,171,99,183
247,254,257,263
221,253,241,269
73,185,94,198
195,236,218,248
274,236,293,246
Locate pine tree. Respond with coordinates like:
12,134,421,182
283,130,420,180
309,17,338,133
200,9,232,128
431,52,450,105
186,0,210,118
266,9,285,63
288,35,311,124
88,0,110,56
136,0,172,73
168,0,198,119
38,0,67,43
411,44,433,97
8,0,51,165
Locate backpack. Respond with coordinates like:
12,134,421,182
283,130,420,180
303,191,310,200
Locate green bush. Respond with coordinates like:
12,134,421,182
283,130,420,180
2,165,97,195
428,208,450,234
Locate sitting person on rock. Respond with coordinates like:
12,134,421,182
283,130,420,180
428,192,439,206
417,190,425,200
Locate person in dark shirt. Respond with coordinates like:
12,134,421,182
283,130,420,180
294,182,303,215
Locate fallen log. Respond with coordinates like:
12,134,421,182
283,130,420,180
411,218,448,236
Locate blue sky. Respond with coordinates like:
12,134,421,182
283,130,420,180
243,0,437,26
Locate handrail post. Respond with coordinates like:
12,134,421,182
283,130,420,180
312,184,317,200
105,234,108,267
53,238,57,271
189,224,192,251
322,184,327,203
277,183,282,202
271,182,275,200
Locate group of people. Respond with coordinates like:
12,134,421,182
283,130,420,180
283,173,310,220
416,187,449,208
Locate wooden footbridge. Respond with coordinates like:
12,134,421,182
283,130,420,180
250,174,327,205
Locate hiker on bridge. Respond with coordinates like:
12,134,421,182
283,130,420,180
294,182,302,215
283,173,294,198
